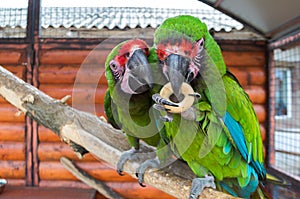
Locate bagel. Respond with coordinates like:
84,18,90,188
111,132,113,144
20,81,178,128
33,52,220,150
160,82,195,113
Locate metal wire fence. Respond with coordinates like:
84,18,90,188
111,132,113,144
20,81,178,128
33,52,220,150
272,42,300,179
0,2,243,39
0,7,28,38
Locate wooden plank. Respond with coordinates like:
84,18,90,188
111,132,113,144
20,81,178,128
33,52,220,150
40,50,91,65
5,179,26,186
39,162,135,182
229,66,266,87
0,161,25,179
0,123,25,142
0,142,25,161
39,49,110,65
38,142,98,161
39,180,92,189
38,65,107,85
0,43,28,49
38,126,63,142
0,104,25,122
244,86,266,105
0,51,22,64
39,84,106,105
248,67,266,86
228,67,248,86
222,51,265,67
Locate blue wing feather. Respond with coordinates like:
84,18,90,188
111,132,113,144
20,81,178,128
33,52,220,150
223,112,266,180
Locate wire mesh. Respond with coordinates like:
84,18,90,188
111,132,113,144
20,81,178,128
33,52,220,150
39,6,243,38
272,42,300,178
0,7,28,38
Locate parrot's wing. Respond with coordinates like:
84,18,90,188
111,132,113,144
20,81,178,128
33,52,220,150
104,89,121,129
193,47,227,158
223,74,266,179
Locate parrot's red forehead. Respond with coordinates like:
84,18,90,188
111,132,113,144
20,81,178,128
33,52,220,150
156,38,197,60
118,39,149,56
115,39,149,67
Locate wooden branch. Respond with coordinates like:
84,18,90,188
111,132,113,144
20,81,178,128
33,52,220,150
60,157,124,199
0,66,238,199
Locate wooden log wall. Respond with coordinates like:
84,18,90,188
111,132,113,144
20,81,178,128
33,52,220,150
0,35,268,198
0,43,27,186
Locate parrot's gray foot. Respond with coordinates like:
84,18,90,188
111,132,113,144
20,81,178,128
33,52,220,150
153,104,173,122
117,147,138,176
189,175,216,199
152,94,179,107
135,157,160,187
181,107,197,121
160,114,173,122
153,104,170,112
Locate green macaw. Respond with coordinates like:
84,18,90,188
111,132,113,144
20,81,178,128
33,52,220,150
152,15,267,198
104,39,165,176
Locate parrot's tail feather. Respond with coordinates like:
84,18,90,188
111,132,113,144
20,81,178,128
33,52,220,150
265,169,291,187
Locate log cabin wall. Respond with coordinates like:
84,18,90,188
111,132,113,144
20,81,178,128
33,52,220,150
0,42,28,186
0,33,268,198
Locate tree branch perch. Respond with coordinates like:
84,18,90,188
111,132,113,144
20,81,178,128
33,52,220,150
60,157,124,199
0,66,238,199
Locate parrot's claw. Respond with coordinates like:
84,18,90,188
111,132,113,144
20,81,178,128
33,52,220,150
188,92,201,99
153,104,170,112
189,175,216,199
160,115,173,122
135,157,160,187
152,94,179,107
117,148,138,176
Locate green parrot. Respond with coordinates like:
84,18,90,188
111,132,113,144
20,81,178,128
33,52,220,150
104,39,172,178
152,15,267,198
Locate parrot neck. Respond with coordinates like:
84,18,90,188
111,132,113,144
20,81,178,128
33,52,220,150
205,33,227,76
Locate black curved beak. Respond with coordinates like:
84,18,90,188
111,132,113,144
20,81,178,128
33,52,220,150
164,54,189,97
127,49,153,93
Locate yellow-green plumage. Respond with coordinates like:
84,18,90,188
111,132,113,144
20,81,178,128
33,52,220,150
154,15,266,198
104,41,160,149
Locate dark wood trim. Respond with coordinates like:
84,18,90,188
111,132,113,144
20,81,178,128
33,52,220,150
268,31,300,50
25,0,41,186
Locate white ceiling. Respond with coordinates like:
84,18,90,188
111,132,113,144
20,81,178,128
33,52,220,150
200,0,300,41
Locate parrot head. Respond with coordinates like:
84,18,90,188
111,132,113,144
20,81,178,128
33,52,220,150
105,39,153,94
154,15,225,98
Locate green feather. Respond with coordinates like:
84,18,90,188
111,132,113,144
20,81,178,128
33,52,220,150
104,40,161,150
152,15,266,198
154,15,226,75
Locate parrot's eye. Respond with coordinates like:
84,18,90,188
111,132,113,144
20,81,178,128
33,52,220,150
110,61,118,70
144,48,149,55
125,52,130,58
